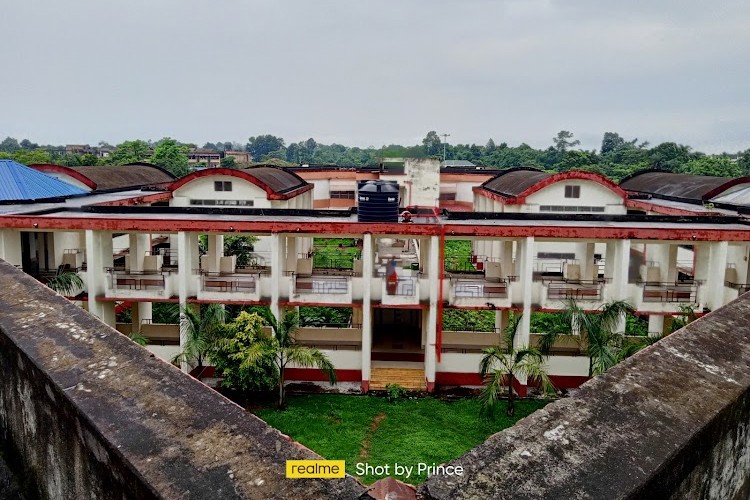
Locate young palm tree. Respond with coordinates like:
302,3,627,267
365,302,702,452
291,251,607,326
538,299,634,377
479,313,554,417
172,303,226,380
234,310,337,408
45,271,84,296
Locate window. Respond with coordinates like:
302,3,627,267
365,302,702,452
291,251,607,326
439,192,457,201
539,205,605,213
214,181,232,192
190,199,253,207
564,185,581,198
330,191,355,199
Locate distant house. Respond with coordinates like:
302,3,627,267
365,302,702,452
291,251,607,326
188,149,223,168
224,150,251,164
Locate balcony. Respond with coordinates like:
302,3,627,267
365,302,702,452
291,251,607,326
197,272,260,302
105,269,175,299
295,324,363,351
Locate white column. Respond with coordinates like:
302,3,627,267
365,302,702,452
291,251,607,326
583,242,596,281
85,230,113,322
206,234,223,273
270,233,281,320
361,233,374,392
0,229,22,266
517,236,535,350
177,231,196,370
648,315,664,338
425,235,440,391
501,241,514,280
666,244,678,282
612,239,631,333
129,233,150,272
705,241,729,311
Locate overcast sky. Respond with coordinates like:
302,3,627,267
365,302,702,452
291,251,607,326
2,0,749,153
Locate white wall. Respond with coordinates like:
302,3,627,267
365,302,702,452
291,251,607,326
525,180,625,214
405,158,440,207
171,176,273,208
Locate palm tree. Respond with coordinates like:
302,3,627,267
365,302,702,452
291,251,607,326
45,271,84,296
538,299,634,377
235,310,337,408
172,303,226,380
479,313,554,417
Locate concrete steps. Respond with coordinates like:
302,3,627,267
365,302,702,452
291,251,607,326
370,367,426,391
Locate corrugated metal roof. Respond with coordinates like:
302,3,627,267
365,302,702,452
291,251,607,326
480,167,550,197
442,160,476,167
238,166,308,193
710,184,750,206
0,160,86,201
619,170,730,202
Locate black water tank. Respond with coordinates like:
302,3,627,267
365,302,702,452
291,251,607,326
357,180,399,222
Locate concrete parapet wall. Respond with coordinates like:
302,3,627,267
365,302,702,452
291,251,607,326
0,260,365,499
421,292,750,499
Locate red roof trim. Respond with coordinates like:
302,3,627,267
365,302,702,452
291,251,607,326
168,168,313,200
29,164,98,190
624,199,717,216
702,177,750,201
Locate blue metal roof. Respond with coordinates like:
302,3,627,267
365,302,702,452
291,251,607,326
0,159,87,201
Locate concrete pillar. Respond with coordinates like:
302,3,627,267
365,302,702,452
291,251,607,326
501,241,514,279
129,233,150,272
612,239,631,333
206,234,223,273
425,235,440,392
270,233,281,321
583,242,596,281
666,244,678,282
0,229,22,266
177,231,198,370
705,241,729,311
648,315,664,338
517,236,535,350
85,230,113,322
285,236,297,272
361,233,374,393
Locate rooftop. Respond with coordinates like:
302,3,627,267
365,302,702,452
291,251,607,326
31,163,175,192
0,160,87,202
619,169,750,205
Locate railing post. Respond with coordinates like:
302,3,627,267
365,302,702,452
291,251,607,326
361,233,373,393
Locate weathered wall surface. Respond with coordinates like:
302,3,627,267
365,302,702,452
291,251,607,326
420,292,750,499
0,260,366,499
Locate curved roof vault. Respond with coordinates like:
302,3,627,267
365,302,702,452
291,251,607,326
169,166,312,200
30,163,176,192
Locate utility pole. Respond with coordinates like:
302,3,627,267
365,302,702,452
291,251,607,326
441,133,450,162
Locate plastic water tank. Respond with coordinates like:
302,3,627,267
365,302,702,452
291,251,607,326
357,180,399,223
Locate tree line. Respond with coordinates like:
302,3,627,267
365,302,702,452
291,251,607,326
2,131,750,180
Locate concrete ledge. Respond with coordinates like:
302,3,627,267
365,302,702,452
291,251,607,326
0,260,366,499
420,292,750,499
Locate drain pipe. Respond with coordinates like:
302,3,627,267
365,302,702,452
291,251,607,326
436,225,446,362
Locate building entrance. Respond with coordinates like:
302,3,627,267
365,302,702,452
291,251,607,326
372,308,423,362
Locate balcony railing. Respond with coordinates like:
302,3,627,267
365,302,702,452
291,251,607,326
109,271,165,291
201,273,256,293
725,281,750,295
385,277,416,296
452,278,509,298
545,279,606,301
640,280,699,303
295,276,349,294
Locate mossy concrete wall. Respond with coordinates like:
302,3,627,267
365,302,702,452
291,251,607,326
0,260,365,499
421,292,750,499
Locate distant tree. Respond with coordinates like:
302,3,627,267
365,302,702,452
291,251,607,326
151,138,191,177
739,149,750,176
109,140,151,165
286,143,301,163
0,149,53,165
485,138,496,152
422,131,442,156
19,139,39,150
558,150,599,171
202,142,218,150
61,153,99,166
552,130,580,152
648,142,694,171
0,137,20,153
600,132,626,155
683,156,741,177
224,235,258,266
98,140,113,148
220,156,236,168
246,135,285,160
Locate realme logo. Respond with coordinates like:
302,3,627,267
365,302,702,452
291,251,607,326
286,460,346,478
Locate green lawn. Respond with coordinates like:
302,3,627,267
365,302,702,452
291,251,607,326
254,394,549,484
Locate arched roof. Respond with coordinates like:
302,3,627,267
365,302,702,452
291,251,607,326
619,169,750,203
0,160,87,202
30,163,175,191
478,168,627,203
169,166,312,200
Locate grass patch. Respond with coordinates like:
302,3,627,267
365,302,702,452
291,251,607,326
444,240,474,272
254,394,549,484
